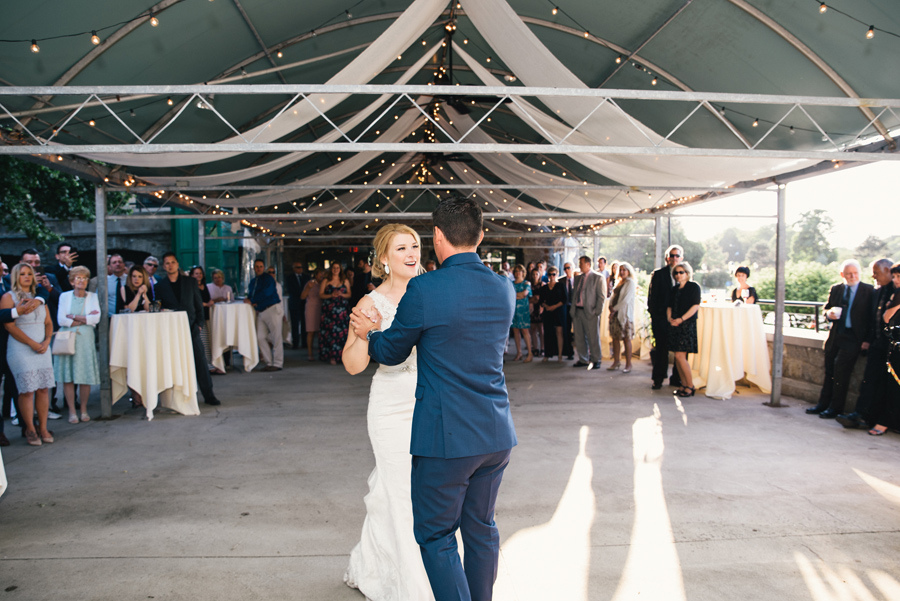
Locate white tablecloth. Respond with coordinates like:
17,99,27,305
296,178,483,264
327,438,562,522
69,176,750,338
0,448,7,499
109,311,200,420
690,304,772,399
210,302,259,372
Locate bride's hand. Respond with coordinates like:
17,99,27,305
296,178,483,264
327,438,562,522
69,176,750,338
350,306,383,339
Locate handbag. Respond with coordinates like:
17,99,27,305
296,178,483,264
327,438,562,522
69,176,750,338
52,330,76,355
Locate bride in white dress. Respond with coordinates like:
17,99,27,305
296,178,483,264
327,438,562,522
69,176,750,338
342,224,434,601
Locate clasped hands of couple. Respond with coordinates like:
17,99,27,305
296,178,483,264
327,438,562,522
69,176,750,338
349,306,383,339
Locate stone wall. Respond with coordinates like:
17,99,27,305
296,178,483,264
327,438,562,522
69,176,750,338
766,328,866,410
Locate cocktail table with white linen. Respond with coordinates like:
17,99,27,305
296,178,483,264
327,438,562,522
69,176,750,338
210,302,259,372
690,303,772,399
109,311,200,420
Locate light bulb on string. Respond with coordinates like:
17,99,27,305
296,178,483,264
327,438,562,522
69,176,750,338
149,12,159,26
276,50,283,58
615,55,622,64
752,118,759,127
651,77,658,85
866,26,874,39
88,119,95,126
167,97,173,106
552,6,558,15
30,39,40,53
91,31,100,45
345,10,352,19
819,3,827,13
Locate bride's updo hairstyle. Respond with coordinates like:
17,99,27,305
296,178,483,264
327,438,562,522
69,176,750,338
371,223,423,280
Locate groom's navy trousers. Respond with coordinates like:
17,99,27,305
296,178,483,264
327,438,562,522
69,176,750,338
368,252,517,601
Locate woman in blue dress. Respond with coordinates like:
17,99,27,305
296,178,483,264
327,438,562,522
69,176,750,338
54,266,101,424
511,264,534,362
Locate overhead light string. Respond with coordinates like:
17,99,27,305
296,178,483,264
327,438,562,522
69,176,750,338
810,0,900,40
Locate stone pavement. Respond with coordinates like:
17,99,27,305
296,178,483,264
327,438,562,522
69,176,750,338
1,349,898,601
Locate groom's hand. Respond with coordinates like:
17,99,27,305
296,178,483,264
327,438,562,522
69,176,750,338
350,306,382,339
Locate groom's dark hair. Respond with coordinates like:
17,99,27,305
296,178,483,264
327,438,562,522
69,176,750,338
433,195,482,247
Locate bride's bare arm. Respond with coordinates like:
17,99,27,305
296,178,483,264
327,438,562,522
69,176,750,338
343,295,376,375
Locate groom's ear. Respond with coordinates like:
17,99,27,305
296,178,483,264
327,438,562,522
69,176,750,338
433,226,444,245
476,229,484,247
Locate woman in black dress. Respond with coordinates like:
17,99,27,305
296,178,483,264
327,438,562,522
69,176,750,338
528,268,544,357
667,261,702,397
869,264,900,435
190,266,219,374
539,267,566,361
731,266,759,304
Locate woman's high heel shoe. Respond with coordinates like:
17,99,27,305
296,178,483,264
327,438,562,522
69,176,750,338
606,363,620,371
676,386,695,398
523,353,533,363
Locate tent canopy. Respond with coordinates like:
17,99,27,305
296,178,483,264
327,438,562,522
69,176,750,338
2,0,898,237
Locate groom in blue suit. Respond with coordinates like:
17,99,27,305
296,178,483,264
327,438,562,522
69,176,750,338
351,196,517,601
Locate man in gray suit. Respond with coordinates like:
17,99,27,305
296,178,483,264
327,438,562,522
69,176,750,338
571,255,607,370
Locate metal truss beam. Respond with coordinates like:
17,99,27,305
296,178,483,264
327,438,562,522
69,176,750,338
106,212,775,221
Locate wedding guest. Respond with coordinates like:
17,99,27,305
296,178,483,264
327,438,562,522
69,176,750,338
608,262,637,373
561,262,575,360
319,262,352,365
668,261,701,397
571,255,607,370
510,264,533,362
607,261,619,298
207,269,233,303
1,263,55,446
424,260,437,272
648,245,684,389
191,266,220,374
285,262,310,349
731,266,758,304
143,256,161,285
528,268,544,357
539,266,566,361
247,260,284,372
868,264,900,435
302,268,326,361
154,252,221,406
107,254,128,316
54,266,100,424
118,265,152,313
49,243,77,293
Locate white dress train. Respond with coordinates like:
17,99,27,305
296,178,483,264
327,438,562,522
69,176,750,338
344,291,434,601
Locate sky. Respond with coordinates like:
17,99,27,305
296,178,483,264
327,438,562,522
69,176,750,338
673,161,900,249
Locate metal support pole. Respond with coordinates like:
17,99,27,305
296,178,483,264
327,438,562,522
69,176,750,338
767,184,787,407
654,216,664,270
197,220,206,270
593,231,599,262
95,186,112,418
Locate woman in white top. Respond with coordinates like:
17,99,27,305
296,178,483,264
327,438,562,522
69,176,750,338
207,269,234,303
608,262,637,373
341,224,433,601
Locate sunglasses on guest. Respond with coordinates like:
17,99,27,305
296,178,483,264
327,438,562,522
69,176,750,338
669,253,681,258
673,269,686,275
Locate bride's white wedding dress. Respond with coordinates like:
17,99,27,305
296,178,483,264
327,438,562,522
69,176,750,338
344,291,434,601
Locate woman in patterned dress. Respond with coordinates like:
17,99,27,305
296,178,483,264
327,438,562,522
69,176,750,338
54,266,101,424
318,262,351,364
1,263,55,446
511,264,533,362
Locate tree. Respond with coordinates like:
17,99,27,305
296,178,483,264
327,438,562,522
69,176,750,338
0,156,128,247
791,209,836,264
717,228,746,263
855,235,888,264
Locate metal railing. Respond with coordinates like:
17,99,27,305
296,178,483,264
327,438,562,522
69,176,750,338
757,299,827,332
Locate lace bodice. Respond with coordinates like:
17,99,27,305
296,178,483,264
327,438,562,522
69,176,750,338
368,290,417,373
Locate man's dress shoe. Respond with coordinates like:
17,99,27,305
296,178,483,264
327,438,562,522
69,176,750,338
836,412,866,429
819,409,839,419
805,406,824,415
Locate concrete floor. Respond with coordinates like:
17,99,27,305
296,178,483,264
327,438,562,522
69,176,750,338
1,349,899,601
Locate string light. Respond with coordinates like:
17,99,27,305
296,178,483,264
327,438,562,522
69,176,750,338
752,118,759,127
90,31,100,45
30,39,39,53
866,25,874,39
149,12,159,27
88,119,95,126
615,55,623,64
651,77,658,85
167,97,173,105
552,7,559,15
276,50,283,58
819,3,827,13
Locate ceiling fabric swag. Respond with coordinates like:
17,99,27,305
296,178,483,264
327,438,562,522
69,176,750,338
196,107,423,208
146,41,444,187
82,0,448,168
457,0,812,186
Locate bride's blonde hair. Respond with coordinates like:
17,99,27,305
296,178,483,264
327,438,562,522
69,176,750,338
371,224,423,280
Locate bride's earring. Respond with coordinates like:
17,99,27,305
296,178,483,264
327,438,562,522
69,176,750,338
384,263,390,275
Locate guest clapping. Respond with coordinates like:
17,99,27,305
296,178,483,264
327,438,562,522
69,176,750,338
319,262,351,365
54,266,100,424
119,266,152,313
1,263,55,446
510,264,533,362
731,266,758,304
667,261,701,397
608,263,637,373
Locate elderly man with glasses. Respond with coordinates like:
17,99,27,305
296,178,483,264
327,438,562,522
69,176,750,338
648,245,684,390
143,256,160,284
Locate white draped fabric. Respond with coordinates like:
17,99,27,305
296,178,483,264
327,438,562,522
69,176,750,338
457,0,812,186
146,42,444,186
84,0,448,168
689,304,772,399
210,302,259,372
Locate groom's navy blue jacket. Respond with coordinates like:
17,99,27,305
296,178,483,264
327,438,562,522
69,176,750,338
368,252,517,459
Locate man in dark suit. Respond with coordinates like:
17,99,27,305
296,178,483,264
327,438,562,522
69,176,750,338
351,196,516,601
154,252,221,406
837,259,895,429
561,261,575,359
648,245,684,390
48,242,77,293
285,261,310,350
807,259,876,419
0,257,44,445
